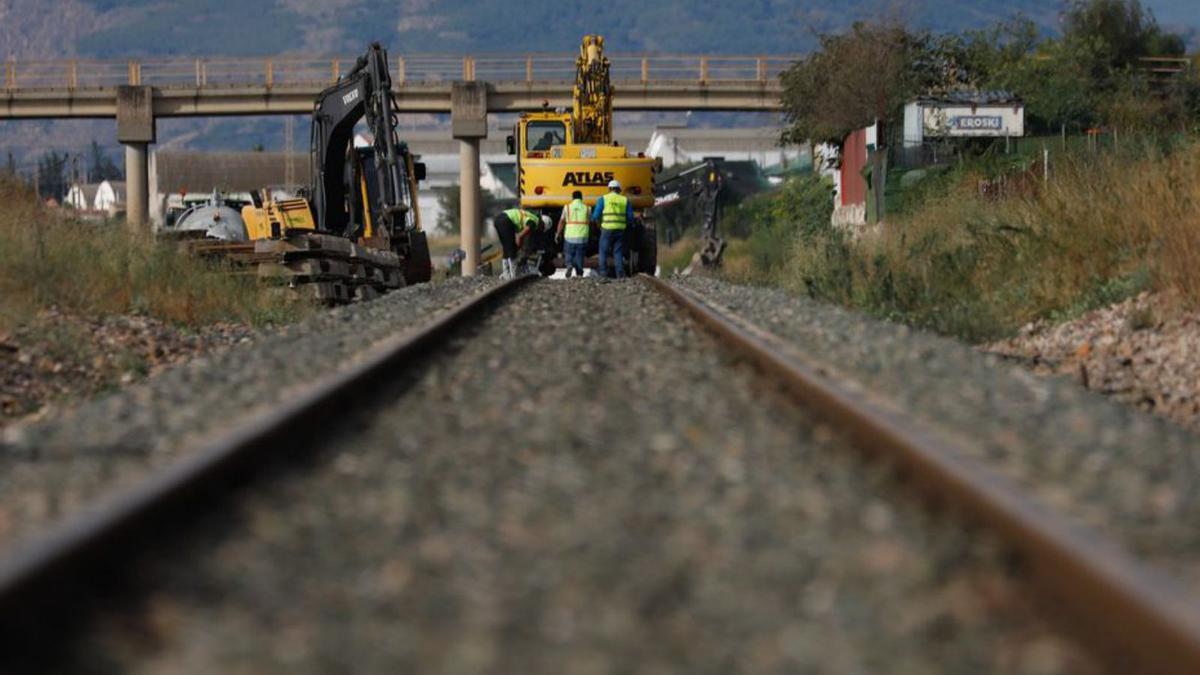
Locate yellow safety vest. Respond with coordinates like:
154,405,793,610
503,208,538,232
600,192,628,230
564,200,589,241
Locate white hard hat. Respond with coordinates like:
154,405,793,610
607,179,621,190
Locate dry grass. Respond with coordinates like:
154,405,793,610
0,176,312,331
772,139,1200,341
658,234,701,275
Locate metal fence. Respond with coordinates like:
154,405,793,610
3,54,797,91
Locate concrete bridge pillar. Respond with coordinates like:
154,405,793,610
124,143,149,228
116,86,155,230
451,82,488,277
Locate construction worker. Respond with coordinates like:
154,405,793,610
556,190,589,278
494,207,540,279
591,179,634,278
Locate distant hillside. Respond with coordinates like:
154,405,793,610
2,0,1193,60
0,0,1194,167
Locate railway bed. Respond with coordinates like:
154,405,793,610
2,277,1200,672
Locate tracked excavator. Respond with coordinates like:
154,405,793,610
506,35,659,276
222,42,431,302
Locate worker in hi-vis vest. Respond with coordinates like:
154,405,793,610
556,190,590,278
494,207,539,280
590,179,635,278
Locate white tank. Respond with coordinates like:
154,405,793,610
170,191,249,242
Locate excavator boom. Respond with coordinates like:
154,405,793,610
311,42,412,240
573,35,613,145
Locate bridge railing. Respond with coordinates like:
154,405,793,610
3,54,796,91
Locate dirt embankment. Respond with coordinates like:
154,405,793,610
984,292,1200,434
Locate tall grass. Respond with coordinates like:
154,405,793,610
760,138,1200,342
0,176,311,330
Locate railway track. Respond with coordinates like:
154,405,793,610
1,275,1198,672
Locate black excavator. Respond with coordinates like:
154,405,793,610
653,158,726,269
244,42,432,288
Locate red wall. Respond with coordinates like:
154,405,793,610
840,128,867,207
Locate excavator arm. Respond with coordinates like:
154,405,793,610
310,42,409,240
572,35,613,145
654,159,726,267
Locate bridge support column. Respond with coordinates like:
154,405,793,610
458,138,481,276
124,143,149,229
451,82,488,277
116,85,155,230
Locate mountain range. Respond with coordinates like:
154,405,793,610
2,0,1196,59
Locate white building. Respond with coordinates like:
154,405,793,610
95,180,125,215
64,183,100,211
645,126,804,169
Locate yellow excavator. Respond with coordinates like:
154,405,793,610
506,35,659,275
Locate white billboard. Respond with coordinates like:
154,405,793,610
922,104,1024,138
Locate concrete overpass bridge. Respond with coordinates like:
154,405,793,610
2,53,793,271
2,54,790,117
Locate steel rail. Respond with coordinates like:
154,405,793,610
644,274,1200,675
0,275,535,652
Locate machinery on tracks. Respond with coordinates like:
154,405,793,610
180,42,431,303
506,35,659,276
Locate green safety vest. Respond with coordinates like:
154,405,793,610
564,200,590,241
600,192,628,230
503,208,538,231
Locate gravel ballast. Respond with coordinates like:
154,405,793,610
0,277,498,549
679,276,1200,592
63,279,1092,674
0,310,256,426
984,291,1200,433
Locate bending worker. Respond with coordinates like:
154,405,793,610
494,206,540,279
591,179,635,278
556,190,589,278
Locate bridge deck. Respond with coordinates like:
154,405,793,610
2,54,793,118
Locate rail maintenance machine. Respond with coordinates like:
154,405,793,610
507,35,660,276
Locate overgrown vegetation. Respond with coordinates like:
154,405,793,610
723,175,836,284
0,175,311,331
740,141,1200,342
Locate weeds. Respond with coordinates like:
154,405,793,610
732,137,1200,342
0,176,312,331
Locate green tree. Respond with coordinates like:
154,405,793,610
87,140,122,181
36,151,69,200
782,21,923,145
1061,0,1185,72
